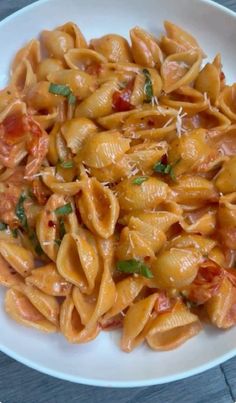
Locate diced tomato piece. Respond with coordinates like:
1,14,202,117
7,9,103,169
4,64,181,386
1,113,27,145
112,80,134,112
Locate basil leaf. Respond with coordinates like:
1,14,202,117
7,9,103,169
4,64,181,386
132,176,149,185
54,203,72,216
153,161,175,180
68,93,77,105
0,222,7,231
60,160,74,169
117,259,154,279
143,69,153,103
49,83,71,97
15,193,28,230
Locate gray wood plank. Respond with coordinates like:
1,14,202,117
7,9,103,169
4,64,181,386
0,352,233,403
0,0,236,402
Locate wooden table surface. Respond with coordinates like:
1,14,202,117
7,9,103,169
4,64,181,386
0,0,236,402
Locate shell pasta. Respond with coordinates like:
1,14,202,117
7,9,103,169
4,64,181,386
1,20,236,353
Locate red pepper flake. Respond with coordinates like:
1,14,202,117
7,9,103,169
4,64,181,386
48,220,56,228
160,154,168,165
147,118,155,127
112,80,135,112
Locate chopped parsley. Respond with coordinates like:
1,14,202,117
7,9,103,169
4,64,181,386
132,176,149,185
143,69,153,103
49,83,77,105
117,259,154,279
59,160,74,169
0,222,7,231
54,203,73,216
15,193,28,230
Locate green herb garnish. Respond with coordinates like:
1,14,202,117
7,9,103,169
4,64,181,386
54,239,62,247
15,193,28,230
49,83,71,97
68,93,77,105
11,228,18,238
153,161,176,181
49,83,77,105
143,69,153,103
29,231,43,256
132,176,149,186
60,160,74,169
117,259,154,279
59,217,66,239
54,203,72,216
0,222,7,231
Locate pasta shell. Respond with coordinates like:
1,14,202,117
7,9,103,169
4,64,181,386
91,34,133,63
161,51,202,93
218,193,236,249
161,21,205,56
26,81,64,111
160,86,207,115
122,211,180,232
171,175,219,209
60,295,100,343
0,254,23,287
42,167,81,196
206,278,236,328
41,29,75,60
168,234,216,255
26,263,72,296
130,27,163,69
89,155,131,183
182,108,230,134
116,226,155,260
77,131,130,168
180,210,216,236
33,110,59,130
0,241,34,278
0,86,19,113
217,84,236,121
77,176,119,238
56,232,99,294
126,141,168,175
130,68,162,106
151,248,201,288
47,69,97,99
36,58,64,81
122,108,177,140
116,177,169,212
11,60,37,93
56,22,87,48
146,300,202,350
65,48,107,71
36,194,79,261
5,288,57,333
104,276,145,320
97,110,136,130
195,63,220,104
11,39,41,73
128,217,166,253
14,283,60,325
215,156,236,194
121,293,158,352
75,79,118,118
61,117,98,154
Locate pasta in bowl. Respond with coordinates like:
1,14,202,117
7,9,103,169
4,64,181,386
1,0,236,385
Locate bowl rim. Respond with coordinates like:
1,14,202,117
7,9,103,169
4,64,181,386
0,0,236,388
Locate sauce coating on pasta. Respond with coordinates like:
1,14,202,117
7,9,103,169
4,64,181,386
1,20,236,352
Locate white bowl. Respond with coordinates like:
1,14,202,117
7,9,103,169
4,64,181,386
0,0,236,388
